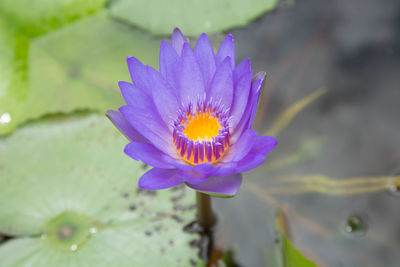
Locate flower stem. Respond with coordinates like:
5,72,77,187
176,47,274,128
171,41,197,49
196,192,215,228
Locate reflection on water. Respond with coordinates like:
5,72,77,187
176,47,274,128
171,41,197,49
214,0,400,266
344,215,367,237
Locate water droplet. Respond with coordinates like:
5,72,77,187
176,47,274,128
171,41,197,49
386,171,400,197
344,215,367,237
387,182,400,196
89,227,98,234
0,113,11,124
70,244,78,251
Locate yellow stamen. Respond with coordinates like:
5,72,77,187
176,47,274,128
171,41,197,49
174,109,230,165
182,113,222,142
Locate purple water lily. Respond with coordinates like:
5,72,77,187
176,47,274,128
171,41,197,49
107,28,277,197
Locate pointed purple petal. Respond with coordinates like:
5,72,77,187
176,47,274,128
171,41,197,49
230,70,251,130
161,157,193,171
139,168,184,190
171,28,187,56
235,152,266,173
246,72,266,129
106,110,147,142
207,56,233,108
220,136,276,174
124,142,175,169
187,174,242,197
118,81,151,107
177,169,209,184
233,58,252,83
179,43,206,108
253,135,277,155
211,164,236,177
119,105,175,156
247,72,267,127
231,72,266,143
159,40,180,91
126,56,150,95
147,66,180,125
222,129,257,162
194,33,216,87
216,34,235,68
192,163,216,174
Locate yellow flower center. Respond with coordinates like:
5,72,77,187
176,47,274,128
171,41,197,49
182,113,222,142
173,104,230,165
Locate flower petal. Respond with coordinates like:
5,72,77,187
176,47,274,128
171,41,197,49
187,174,242,197
211,162,237,177
219,135,276,174
119,105,175,156
124,142,175,169
192,163,216,174
230,72,266,143
234,152,266,173
207,56,233,109
159,40,180,91
171,28,187,56
216,34,235,69
106,110,147,142
177,169,209,184
246,72,266,129
194,33,216,87
230,69,251,130
233,58,251,83
126,56,150,95
147,66,179,125
118,81,151,107
252,135,278,155
139,168,184,190
179,43,206,108
222,129,257,162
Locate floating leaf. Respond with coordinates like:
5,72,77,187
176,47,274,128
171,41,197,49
0,0,108,134
0,17,16,97
274,210,317,267
0,12,160,135
109,0,280,36
0,114,201,266
0,0,106,36
0,16,30,134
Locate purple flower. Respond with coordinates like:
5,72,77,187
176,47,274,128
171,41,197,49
107,28,277,197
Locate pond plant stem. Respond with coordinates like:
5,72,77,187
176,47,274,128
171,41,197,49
196,192,216,229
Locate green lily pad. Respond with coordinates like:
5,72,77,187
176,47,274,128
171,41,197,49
282,235,317,267
109,0,280,36
0,0,108,135
42,211,102,252
0,12,160,135
0,0,106,36
0,114,202,266
0,17,16,98
0,16,30,134
273,212,317,267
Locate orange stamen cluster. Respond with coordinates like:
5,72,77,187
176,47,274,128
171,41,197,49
173,101,230,165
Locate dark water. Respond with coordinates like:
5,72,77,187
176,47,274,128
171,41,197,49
214,0,400,266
